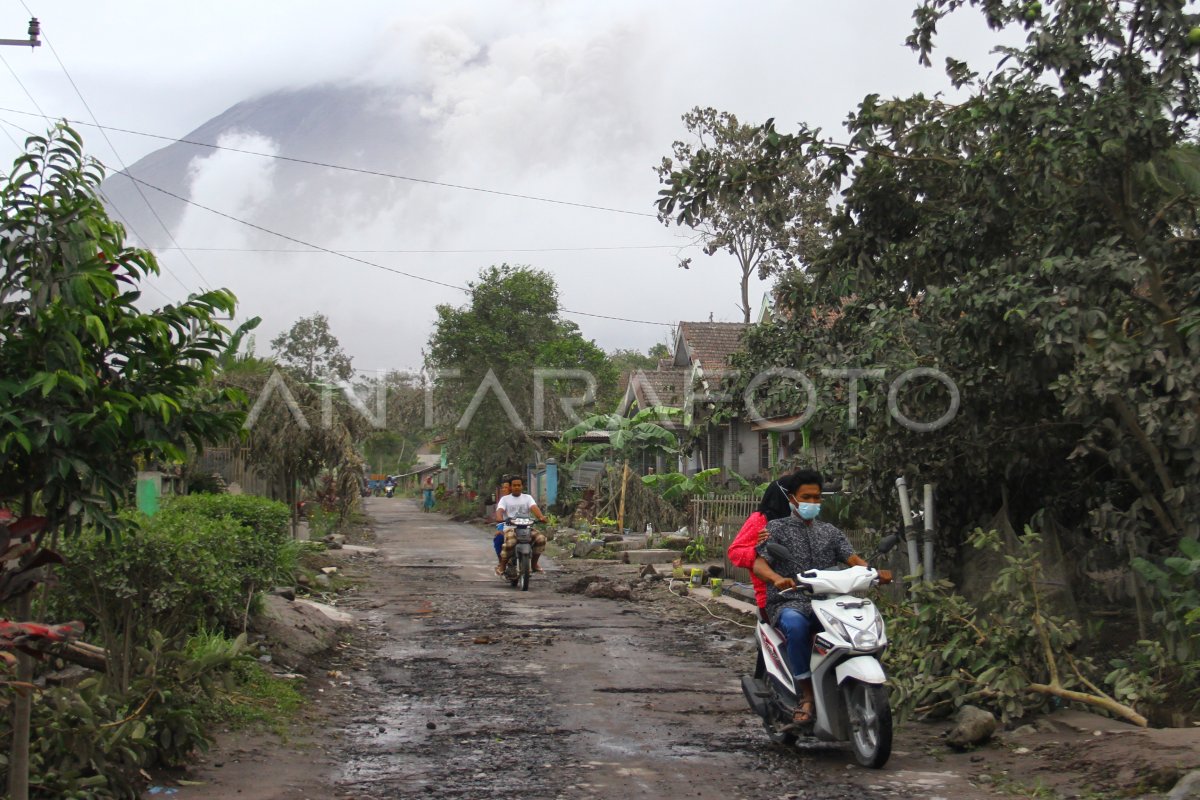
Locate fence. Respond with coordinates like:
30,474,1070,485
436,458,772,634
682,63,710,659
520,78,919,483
690,494,905,603
193,447,274,498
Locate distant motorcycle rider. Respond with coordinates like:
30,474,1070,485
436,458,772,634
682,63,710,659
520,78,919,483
494,477,548,576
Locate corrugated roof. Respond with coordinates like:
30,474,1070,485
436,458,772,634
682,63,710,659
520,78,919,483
678,321,749,369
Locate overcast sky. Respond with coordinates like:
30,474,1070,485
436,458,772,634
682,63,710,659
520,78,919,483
0,1,1006,375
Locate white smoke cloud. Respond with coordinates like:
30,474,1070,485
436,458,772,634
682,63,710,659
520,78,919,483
90,0,1009,374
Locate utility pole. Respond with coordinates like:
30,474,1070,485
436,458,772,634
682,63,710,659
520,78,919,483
0,17,39,48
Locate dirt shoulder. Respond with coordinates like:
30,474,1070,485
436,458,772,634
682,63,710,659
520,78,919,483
163,503,1200,799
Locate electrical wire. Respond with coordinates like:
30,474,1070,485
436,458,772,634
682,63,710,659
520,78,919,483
0,117,184,308
0,105,658,219
0,112,676,328
19,1,211,295
156,244,689,255
113,167,676,327
0,60,195,297
0,52,46,117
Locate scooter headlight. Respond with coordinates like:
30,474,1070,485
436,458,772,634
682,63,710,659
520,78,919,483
818,610,850,644
851,627,879,650
820,610,882,651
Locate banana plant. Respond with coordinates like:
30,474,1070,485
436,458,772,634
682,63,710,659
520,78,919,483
560,406,681,467
641,467,723,502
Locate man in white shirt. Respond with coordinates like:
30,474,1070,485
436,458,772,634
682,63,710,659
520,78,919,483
494,477,548,575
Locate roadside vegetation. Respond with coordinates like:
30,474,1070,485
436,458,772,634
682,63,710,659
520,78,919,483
656,1,1200,727
0,125,363,798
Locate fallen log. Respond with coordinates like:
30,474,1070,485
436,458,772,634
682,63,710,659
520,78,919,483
54,640,107,673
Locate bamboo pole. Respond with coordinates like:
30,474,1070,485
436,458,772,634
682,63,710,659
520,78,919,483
617,461,629,532
8,593,31,800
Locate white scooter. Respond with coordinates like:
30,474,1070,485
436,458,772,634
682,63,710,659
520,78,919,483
741,536,898,768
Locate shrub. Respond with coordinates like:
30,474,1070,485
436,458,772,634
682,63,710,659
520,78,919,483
884,528,1154,727
163,494,292,592
12,631,250,798
54,497,294,688
53,512,241,688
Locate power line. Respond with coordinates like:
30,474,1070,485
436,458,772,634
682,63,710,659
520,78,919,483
0,109,195,297
19,3,211,294
157,244,689,255
0,105,658,219
0,117,186,307
0,52,45,117
3,114,674,326
113,166,674,327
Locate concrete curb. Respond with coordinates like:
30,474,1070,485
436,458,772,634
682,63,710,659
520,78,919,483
676,584,760,618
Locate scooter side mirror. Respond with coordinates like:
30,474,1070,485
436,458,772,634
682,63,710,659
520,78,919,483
765,542,790,564
875,533,900,556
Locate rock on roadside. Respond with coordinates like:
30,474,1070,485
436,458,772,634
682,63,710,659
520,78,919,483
251,594,353,674
946,705,998,750
1169,770,1200,799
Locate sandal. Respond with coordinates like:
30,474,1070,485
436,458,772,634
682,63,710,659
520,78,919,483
495,564,504,576
533,565,545,573
780,699,815,732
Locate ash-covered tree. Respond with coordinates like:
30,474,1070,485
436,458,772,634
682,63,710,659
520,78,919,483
657,1,1200,648
426,265,616,486
357,370,426,476
270,312,353,383
655,107,832,322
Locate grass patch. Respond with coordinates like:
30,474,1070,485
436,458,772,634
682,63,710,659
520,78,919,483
218,661,305,738
185,629,305,739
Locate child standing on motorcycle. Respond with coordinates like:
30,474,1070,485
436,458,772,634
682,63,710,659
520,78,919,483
494,477,548,575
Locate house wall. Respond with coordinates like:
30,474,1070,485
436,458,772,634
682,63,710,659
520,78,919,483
732,421,763,479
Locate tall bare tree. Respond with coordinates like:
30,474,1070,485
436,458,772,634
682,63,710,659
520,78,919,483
655,107,831,322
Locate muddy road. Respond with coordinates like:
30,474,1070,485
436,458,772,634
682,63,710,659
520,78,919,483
172,498,1197,800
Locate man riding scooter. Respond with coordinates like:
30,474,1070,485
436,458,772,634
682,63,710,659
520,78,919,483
753,469,891,730
494,477,548,575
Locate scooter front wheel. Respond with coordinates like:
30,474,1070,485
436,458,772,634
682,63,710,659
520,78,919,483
517,553,531,591
844,680,892,768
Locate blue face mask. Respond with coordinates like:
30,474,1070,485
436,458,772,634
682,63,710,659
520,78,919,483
796,502,821,521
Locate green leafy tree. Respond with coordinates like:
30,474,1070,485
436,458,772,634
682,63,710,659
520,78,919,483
270,312,353,383
607,343,671,374
426,265,616,485
601,343,672,409
0,124,246,799
655,106,832,322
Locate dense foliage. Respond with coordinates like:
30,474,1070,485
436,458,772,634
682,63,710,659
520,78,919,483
0,124,246,535
0,124,249,798
12,494,299,798
657,2,1200,605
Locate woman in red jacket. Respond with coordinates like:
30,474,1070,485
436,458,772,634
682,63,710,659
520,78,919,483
726,471,806,613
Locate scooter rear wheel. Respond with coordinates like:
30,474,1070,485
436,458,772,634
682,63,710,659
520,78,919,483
844,680,892,768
